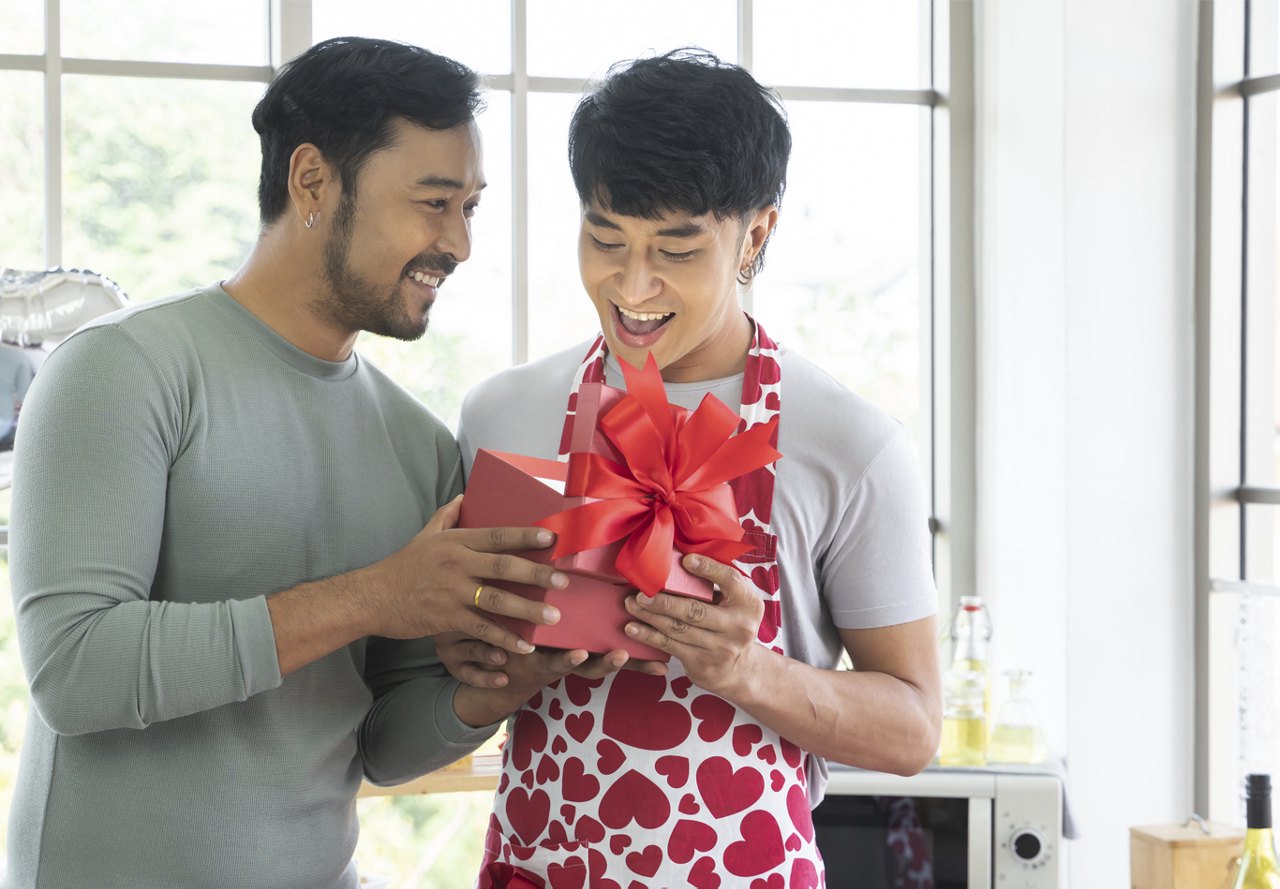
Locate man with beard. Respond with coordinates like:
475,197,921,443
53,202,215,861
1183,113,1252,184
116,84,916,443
4,38,581,889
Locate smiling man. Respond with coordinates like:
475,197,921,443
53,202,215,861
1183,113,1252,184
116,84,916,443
448,49,943,887
5,38,573,889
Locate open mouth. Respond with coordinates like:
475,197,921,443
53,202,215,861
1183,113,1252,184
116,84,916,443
615,303,674,336
406,269,445,288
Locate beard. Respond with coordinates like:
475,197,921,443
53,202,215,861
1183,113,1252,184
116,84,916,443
314,192,451,342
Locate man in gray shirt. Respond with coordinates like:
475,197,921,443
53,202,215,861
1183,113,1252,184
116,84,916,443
5,38,580,889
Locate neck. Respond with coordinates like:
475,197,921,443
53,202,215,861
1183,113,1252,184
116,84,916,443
222,226,358,362
657,311,755,384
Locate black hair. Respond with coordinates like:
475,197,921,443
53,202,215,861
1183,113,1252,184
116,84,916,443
252,37,484,224
568,48,791,283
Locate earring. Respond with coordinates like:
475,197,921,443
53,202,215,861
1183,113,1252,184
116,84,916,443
305,211,317,229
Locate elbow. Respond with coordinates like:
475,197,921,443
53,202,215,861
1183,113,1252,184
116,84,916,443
885,693,942,777
29,672,145,737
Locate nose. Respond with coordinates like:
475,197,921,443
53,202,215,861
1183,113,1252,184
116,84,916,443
436,209,472,264
616,251,661,306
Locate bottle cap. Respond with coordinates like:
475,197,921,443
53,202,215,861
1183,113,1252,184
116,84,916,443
1248,773,1272,797
959,595,983,610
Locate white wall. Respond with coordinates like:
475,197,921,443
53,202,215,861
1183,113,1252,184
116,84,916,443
975,1,1198,886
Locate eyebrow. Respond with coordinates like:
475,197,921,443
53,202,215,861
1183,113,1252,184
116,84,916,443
415,175,487,191
584,209,705,238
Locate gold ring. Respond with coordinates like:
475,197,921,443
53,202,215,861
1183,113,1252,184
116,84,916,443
473,584,484,607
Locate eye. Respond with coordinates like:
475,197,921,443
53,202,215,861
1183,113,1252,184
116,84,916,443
420,199,448,211
659,249,696,262
589,234,624,252
463,201,480,218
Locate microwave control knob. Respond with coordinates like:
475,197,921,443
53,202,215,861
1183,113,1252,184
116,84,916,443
1010,828,1046,863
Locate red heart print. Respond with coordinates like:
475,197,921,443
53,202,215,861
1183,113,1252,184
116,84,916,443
549,698,565,720
667,819,718,864
696,756,764,818
566,711,594,742
588,849,623,889
599,769,671,830
574,814,605,844
655,755,690,788
520,770,534,789
626,844,663,879
511,843,536,860
610,834,632,855
602,671,693,750
724,810,786,876
689,856,722,889
566,675,602,707
733,723,764,756
505,787,550,845
527,691,544,710
498,772,510,793
691,694,735,743
670,676,693,698
596,739,625,775
546,860,586,889
547,820,570,844
512,711,547,771
790,858,820,889
536,755,560,784
679,793,701,815
562,757,600,802
551,736,568,754
770,770,784,792
560,803,576,824
764,391,780,412
750,876,785,889
780,740,803,768
788,784,815,842
785,833,802,852
756,745,777,765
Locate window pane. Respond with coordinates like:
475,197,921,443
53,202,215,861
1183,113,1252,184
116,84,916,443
526,92,599,360
526,0,737,79
754,102,927,452
1246,91,1279,486
355,791,492,887
61,76,261,302
0,0,43,54
1251,0,1279,76
61,0,267,65
0,72,45,270
1208,587,1280,822
312,0,512,75
357,93,514,428
753,0,925,90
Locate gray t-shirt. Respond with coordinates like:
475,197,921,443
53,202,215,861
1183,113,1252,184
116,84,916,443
458,339,938,801
5,284,494,889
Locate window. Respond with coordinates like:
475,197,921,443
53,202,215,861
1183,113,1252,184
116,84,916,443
0,1,967,884
1199,0,1280,822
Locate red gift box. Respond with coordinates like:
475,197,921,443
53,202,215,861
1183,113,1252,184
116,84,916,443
459,448,684,660
459,354,780,660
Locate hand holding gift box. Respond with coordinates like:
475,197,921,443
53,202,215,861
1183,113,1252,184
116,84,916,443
459,354,779,659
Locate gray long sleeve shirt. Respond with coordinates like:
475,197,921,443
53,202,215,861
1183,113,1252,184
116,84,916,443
4,284,492,889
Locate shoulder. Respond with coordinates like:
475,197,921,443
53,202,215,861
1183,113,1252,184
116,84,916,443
463,342,587,416
776,346,907,473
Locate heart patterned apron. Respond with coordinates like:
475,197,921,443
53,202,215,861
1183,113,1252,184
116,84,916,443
480,320,825,889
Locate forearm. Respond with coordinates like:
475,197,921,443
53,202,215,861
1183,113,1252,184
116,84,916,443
725,646,940,775
266,570,379,676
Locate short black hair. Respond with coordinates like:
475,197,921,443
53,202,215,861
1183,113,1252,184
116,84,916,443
252,37,484,224
568,48,791,282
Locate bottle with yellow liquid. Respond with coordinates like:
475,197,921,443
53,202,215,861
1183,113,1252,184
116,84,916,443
988,669,1049,764
1230,773,1280,889
938,595,992,766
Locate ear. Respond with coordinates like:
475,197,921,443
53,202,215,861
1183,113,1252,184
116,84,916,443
286,143,336,229
740,204,779,268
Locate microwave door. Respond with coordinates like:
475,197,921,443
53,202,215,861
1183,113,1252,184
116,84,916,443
969,797,993,889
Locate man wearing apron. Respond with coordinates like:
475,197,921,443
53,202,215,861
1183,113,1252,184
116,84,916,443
448,49,942,887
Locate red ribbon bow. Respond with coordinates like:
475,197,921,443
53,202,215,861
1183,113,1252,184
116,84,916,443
538,353,780,597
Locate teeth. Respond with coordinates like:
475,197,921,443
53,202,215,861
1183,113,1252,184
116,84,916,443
408,271,443,287
617,306,672,322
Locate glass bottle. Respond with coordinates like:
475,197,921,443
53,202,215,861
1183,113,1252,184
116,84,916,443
938,595,992,766
988,669,1049,764
1232,773,1280,889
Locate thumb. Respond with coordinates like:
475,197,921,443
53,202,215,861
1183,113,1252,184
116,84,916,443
426,494,464,533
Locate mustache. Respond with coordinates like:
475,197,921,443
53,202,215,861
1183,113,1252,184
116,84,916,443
404,253,458,277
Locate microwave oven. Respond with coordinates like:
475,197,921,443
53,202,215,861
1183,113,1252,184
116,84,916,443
812,767,1065,889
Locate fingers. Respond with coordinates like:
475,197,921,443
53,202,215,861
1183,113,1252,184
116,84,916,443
570,649,631,680
475,584,562,627
425,495,464,533
451,661,511,689
469,525,557,554
469,548,569,602
681,553,742,596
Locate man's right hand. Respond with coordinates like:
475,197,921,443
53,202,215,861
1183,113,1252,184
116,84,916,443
359,495,566,654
